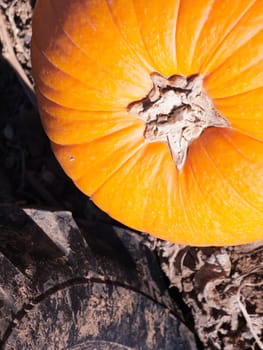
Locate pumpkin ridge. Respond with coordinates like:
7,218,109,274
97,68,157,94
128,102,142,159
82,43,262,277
140,147,171,230
229,123,263,142
186,0,215,70
53,125,144,188
202,1,263,75
33,38,146,100
188,142,243,244
41,110,140,145
199,134,263,215
130,0,180,74
37,89,126,114
48,0,151,90
219,129,263,163
104,0,155,72
210,85,263,102
178,170,197,241
130,0,158,70
50,0,151,89
35,77,129,112
170,0,180,67
38,100,127,118
57,124,144,151
176,0,215,72
213,86,263,105
205,44,263,92
35,87,121,113
89,143,146,198
32,40,111,93
200,0,257,73
188,153,222,232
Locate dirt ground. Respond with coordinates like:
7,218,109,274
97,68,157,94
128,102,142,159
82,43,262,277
0,1,262,350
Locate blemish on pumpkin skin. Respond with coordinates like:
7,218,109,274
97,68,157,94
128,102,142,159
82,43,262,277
69,156,75,161
127,72,230,170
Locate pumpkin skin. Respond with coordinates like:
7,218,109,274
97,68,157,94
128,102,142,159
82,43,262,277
31,0,263,246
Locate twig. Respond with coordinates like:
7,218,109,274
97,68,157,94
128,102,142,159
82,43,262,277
237,278,263,349
0,7,37,109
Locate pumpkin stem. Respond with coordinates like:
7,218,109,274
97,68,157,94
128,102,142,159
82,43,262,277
127,72,230,170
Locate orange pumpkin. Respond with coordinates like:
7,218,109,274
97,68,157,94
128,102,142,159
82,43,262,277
31,0,263,246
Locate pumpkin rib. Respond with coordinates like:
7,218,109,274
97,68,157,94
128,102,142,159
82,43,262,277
40,109,142,145
53,125,145,187
200,132,263,215
131,0,180,75
38,98,139,123
187,153,223,233
159,151,177,233
126,145,169,231
230,118,263,122
76,143,145,196
169,0,180,68
139,148,185,241
229,123,263,142
32,44,149,111
37,93,125,119
49,0,152,89
130,0,154,67
140,145,179,234
89,143,148,200
139,146,178,239
89,142,163,199
175,0,215,74
181,0,215,71
59,124,144,158
205,78,263,101
195,135,263,233
91,143,187,240
32,39,117,95
185,150,232,242
187,153,244,245
35,74,130,112
201,0,263,75
178,171,198,241
36,0,138,86
205,45,263,95
104,0,155,72
213,87,263,124
200,138,258,213
33,38,148,104
89,145,149,231
36,87,127,114
141,147,166,225
220,129,263,164
214,86,263,106
199,0,257,73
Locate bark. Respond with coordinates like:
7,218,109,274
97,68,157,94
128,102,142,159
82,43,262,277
0,207,197,350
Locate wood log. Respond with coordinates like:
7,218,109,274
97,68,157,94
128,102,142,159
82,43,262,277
0,207,197,349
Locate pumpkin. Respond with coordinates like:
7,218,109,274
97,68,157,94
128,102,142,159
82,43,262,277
31,0,263,246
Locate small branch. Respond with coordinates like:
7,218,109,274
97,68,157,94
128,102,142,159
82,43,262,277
0,7,37,109
237,277,263,349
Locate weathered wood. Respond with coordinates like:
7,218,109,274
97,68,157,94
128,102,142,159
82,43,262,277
0,207,197,349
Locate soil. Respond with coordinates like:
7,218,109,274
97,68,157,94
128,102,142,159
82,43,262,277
0,1,262,350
